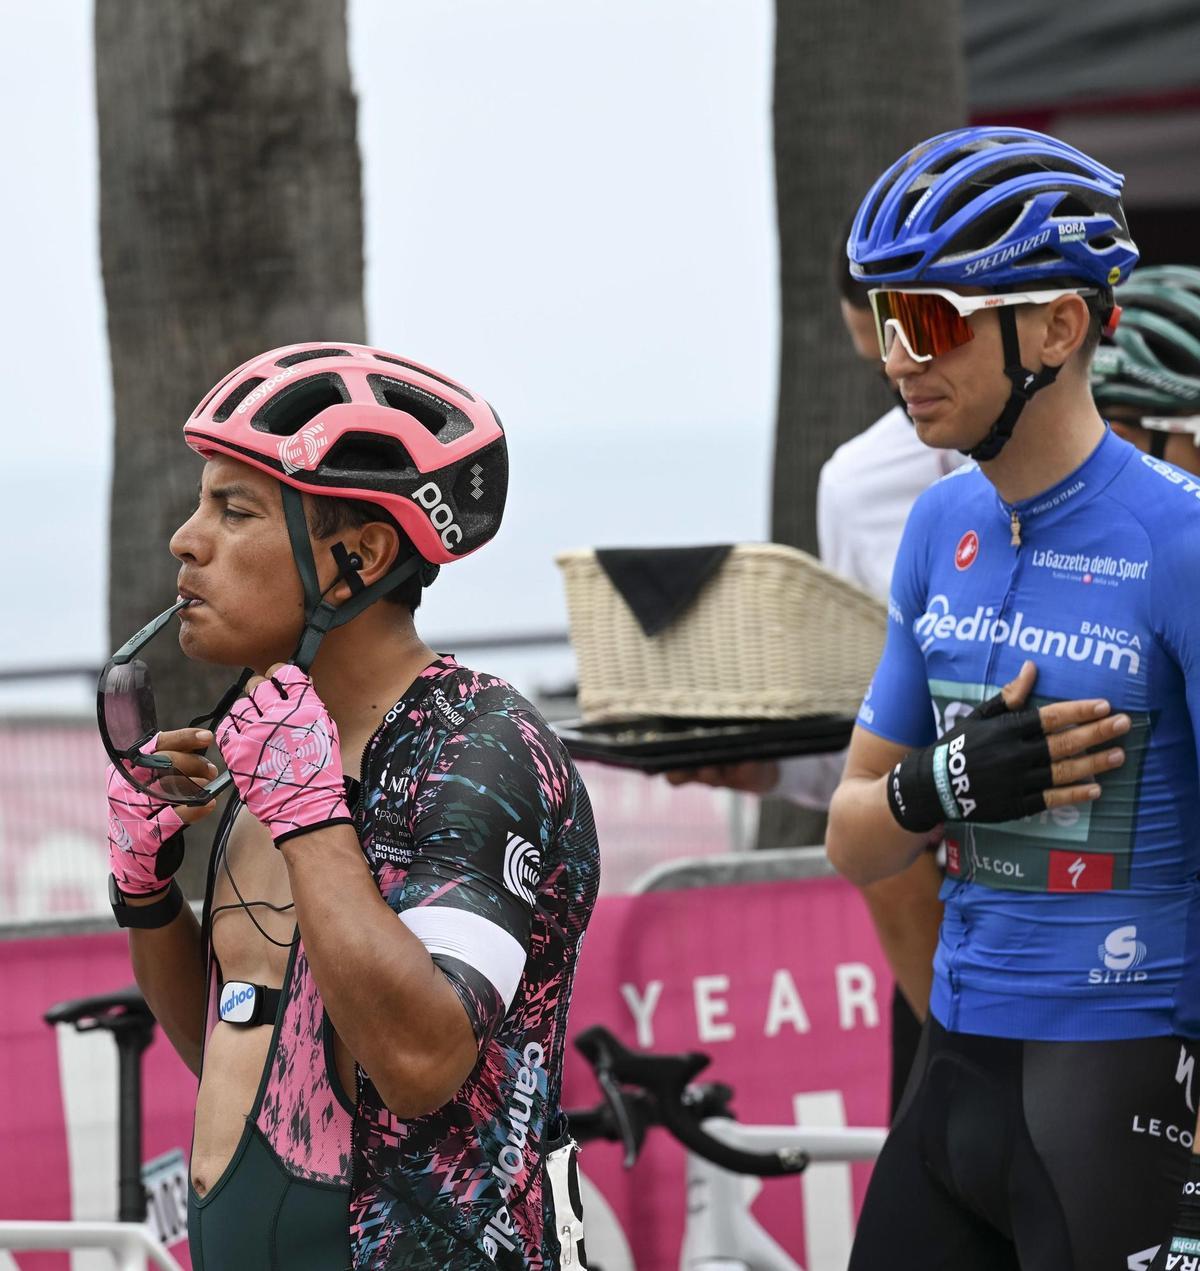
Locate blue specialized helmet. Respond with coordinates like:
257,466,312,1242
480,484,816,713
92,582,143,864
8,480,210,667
849,126,1138,290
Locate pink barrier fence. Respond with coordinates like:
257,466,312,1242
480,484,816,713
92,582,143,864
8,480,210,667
0,720,745,921
0,877,890,1270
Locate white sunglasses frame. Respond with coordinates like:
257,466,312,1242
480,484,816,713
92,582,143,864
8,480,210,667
868,286,1098,363
1140,415,1200,439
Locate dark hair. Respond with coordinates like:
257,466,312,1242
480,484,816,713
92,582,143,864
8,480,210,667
836,214,872,310
305,494,424,614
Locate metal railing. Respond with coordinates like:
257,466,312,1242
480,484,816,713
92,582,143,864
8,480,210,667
0,1221,183,1270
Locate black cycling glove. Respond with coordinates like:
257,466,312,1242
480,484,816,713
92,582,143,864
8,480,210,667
1149,1154,1200,1270
886,690,1052,833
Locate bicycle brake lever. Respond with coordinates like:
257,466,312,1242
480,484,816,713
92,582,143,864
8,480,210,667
596,1062,648,1168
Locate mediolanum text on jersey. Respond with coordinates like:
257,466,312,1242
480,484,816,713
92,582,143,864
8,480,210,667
915,595,1141,677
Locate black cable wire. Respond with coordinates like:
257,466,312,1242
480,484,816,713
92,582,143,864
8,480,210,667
211,841,296,949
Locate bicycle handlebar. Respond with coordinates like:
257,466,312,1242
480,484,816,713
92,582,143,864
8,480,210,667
570,1025,809,1178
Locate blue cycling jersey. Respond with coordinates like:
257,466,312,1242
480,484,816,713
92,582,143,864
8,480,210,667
861,427,1200,1041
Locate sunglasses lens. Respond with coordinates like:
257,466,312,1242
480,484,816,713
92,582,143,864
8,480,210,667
101,658,159,751
873,292,974,360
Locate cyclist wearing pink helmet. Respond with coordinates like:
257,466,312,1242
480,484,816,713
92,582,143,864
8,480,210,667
103,344,598,1269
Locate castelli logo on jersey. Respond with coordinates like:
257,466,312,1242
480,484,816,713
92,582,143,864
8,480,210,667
954,531,979,571
278,422,329,475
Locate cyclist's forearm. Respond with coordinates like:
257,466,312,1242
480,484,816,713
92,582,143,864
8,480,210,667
826,774,932,886
859,852,943,1018
128,902,207,1076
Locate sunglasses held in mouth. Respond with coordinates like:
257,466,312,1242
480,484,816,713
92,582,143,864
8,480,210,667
868,287,1098,363
98,599,250,806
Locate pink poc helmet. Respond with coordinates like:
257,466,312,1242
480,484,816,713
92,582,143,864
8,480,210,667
184,342,508,669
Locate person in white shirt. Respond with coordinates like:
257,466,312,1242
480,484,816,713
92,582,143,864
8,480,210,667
667,241,957,1111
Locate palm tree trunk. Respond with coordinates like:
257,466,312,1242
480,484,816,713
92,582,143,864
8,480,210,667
761,0,965,849
96,0,366,894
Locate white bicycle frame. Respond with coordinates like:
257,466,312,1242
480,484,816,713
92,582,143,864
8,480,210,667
579,1120,886,1271
0,1221,184,1271
680,1121,885,1271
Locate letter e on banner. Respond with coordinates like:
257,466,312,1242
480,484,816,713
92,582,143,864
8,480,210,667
694,975,735,1042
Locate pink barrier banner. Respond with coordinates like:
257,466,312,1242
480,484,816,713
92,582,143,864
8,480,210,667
560,878,892,1269
0,877,891,1270
0,931,196,1271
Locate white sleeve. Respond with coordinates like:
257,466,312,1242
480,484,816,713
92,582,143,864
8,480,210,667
770,749,849,811
816,460,851,576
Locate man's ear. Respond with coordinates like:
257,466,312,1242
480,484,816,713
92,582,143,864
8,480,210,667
352,520,403,589
1040,293,1093,369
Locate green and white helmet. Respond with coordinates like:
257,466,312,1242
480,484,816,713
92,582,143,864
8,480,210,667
1092,265,1200,421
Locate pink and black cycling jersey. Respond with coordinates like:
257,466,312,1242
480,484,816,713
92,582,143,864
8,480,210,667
199,656,600,1268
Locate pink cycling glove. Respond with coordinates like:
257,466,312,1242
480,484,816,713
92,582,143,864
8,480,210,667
107,741,187,896
214,664,353,846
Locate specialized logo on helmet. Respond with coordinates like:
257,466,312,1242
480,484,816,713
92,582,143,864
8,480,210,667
502,833,541,907
411,481,463,550
278,422,330,475
961,229,1052,278
236,367,296,415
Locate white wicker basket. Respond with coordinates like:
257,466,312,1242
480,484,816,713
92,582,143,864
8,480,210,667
556,544,887,723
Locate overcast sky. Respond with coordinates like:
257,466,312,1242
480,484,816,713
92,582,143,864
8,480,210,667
1,1,777,703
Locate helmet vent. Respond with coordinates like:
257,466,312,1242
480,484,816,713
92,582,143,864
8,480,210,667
373,355,476,402
942,202,1023,259
855,251,925,279
276,348,352,367
214,377,266,422
250,373,349,435
324,432,419,479
367,374,473,443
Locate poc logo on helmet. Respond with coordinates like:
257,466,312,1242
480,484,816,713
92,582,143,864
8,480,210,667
411,481,463,550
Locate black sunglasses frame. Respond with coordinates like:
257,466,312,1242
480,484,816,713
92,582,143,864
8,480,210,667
97,599,247,806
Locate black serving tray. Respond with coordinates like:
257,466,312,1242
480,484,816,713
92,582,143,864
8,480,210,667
554,714,854,773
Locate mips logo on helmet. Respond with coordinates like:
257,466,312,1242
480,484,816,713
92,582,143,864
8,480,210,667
502,833,541,907
279,422,329,475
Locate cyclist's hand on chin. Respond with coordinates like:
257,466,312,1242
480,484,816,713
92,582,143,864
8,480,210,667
886,660,1130,834
106,728,219,895
664,761,781,795
215,663,354,847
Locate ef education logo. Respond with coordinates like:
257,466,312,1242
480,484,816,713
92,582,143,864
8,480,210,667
954,530,979,571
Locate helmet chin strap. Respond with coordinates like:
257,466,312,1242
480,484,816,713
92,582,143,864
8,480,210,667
964,307,1061,462
279,486,438,673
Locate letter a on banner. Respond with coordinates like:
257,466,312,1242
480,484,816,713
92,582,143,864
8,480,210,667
765,969,812,1036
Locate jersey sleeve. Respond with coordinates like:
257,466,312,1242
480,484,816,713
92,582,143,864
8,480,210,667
856,491,937,749
392,709,570,1049
1150,516,1200,776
